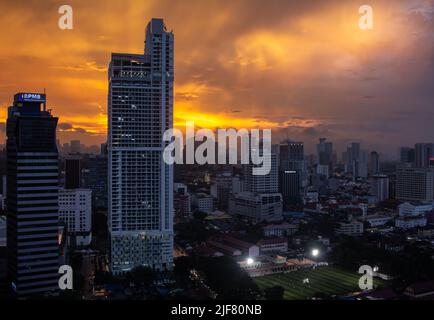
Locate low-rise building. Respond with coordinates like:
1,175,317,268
335,220,364,236
262,222,298,237
229,192,283,223
404,280,434,299
207,235,259,258
257,238,288,253
192,193,214,213
395,215,427,229
363,215,392,227
399,202,433,217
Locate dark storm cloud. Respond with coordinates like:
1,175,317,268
0,0,432,156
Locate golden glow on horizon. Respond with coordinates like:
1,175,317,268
0,0,429,146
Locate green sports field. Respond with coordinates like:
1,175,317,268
255,266,385,300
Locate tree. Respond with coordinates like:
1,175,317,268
199,256,259,299
128,266,155,286
174,256,195,277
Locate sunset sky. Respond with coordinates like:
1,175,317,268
0,0,433,156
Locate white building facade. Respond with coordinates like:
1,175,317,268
59,188,92,247
108,19,174,273
229,192,283,222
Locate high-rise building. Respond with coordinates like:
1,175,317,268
70,140,81,154
64,158,81,189
59,188,92,247
396,167,434,201
345,143,368,178
100,143,108,156
82,155,108,209
369,174,389,203
6,93,59,297
279,170,301,205
278,140,305,207
317,138,333,169
414,143,434,168
350,142,360,161
399,147,415,164
173,183,191,218
108,19,174,273
369,151,380,175
210,172,233,210
279,140,304,167
243,153,279,194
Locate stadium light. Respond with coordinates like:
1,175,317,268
311,249,320,257
246,258,254,265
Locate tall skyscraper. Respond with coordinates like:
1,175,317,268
317,138,333,168
414,143,434,168
350,142,360,161
399,147,415,164
108,19,174,274
369,151,380,175
82,155,108,209
345,142,368,178
64,158,81,189
369,174,389,203
69,140,81,154
6,93,59,297
243,153,279,194
278,140,305,207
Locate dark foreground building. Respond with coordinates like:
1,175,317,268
6,93,59,298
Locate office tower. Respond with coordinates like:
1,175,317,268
345,143,367,178
369,151,380,175
0,216,5,247
350,142,360,161
82,155,108,209
210,172,233,210
399,147,415,164
396,167,434,201
369,174,389,203
173,183,191,217
278,140,305,207
317,138,333,169
173,194,191,217
64,158,81,189
414,143,434,168
108,19,174,273
243,153,279,194
100,143,108,156
191,193,214,213
6,93,59,297
59,188,92,247
70,140,81,154
279,170,301,205
279,140,304,165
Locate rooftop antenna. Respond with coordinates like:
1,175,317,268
43,88,46,111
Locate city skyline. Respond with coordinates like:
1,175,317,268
0,0,433,157
1,2,434,303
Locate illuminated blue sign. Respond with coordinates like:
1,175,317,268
15,93,46,103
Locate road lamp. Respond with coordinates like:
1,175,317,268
311,248,320,258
